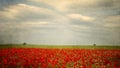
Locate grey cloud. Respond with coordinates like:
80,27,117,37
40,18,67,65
70,0,113,8
74,27,120,45
0,0,27,10
67,0,120,17
70,19,95,26
0,4,56,23
25,0,55,10
67,14,120,45
0,33,18,44
0,0,120,45
15,13,53,23
0,26,32,44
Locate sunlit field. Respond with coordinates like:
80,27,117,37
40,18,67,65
0,45,120,68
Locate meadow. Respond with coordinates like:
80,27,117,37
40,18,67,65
0,44,120,68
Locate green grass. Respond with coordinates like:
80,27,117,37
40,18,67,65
0,44,120,49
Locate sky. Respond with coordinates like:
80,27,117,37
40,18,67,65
0,0,120,45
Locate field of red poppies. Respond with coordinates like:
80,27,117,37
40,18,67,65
0,48,120,68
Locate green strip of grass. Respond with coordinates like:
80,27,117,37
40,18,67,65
0,44,120,49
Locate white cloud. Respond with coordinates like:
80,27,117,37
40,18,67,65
0,21,49,29
29,0,119,12
17,4,53,14
0,6,20,19
21,21,49,27
72,25,90,30
29,0,70,11
0,3,55,20
67,13,95,22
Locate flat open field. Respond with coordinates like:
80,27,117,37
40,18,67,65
0,45,120,68
0,44,120,49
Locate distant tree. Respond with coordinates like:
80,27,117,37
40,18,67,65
93,44,96,46
23,42,27,45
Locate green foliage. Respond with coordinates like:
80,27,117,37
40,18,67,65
23,42,27,45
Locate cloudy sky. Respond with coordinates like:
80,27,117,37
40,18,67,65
0,0,120,45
